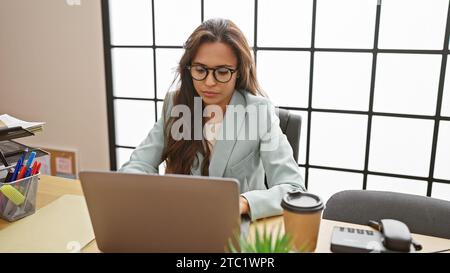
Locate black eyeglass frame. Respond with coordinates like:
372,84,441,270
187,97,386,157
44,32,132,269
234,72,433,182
186,65,238,83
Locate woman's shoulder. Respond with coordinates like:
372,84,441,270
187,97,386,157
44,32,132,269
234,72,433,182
160,90,179,120
164,90,178,103
163,90,180,108
239,90,278,124
240,89,273,107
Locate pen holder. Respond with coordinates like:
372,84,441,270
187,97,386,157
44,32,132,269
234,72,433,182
0,169,39,222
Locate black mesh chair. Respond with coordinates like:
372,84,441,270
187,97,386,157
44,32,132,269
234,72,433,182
323,190,450,239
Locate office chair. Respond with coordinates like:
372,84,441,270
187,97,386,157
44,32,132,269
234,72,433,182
323,190,450,239
275,108,301,162
263,108,302,189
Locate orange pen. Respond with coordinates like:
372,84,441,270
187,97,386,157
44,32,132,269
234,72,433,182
16,166,27,180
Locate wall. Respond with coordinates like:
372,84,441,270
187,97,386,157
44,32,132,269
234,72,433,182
0,0,110,173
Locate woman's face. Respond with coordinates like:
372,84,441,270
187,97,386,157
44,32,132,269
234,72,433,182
191,42,238,111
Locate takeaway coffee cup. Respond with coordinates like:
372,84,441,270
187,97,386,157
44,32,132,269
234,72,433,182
281,189,324,252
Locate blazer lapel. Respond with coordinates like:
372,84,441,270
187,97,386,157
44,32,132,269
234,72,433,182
208,90,247,177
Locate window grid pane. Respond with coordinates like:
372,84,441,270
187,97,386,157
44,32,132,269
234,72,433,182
307,168,363,204
431,182,450,201
310,112,368,170
442,57,450,117
373,53,441,116
315,0,377,49
112,48,154,99
378,0,448,50
204,0,254,46
114,99,156,147
434,121,450,180
257,0,313,47
367,175,428,196
109,0,153,46
156,48,184,99
257,51,310,108
154,0,201,45
313,52,372,111
369,116,434,177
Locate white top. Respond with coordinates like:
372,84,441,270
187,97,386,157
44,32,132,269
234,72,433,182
204,121,222,153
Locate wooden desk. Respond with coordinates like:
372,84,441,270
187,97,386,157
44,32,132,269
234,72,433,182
2,175,449,253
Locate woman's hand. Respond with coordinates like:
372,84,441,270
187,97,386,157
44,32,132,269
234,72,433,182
239,196,250,215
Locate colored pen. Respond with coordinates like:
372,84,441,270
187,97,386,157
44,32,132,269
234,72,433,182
22,151,37,178
18,149,28,164
25,151,36,169
33,162,41,175
29,161,38,177
10,149,28,181
17,166,27,180
9,157,23,182
24,166,32,178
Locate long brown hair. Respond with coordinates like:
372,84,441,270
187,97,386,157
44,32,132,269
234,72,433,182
162,18,264,176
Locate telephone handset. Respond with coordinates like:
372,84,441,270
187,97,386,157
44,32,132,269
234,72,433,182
330,219,423,253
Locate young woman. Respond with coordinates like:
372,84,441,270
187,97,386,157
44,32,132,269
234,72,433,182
119,18,305,221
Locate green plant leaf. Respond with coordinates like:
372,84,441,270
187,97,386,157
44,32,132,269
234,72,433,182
227,237,238,253
226,221,298,253
265,227,273,252
273,225,283,252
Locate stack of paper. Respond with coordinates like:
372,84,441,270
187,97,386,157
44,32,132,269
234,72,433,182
0,114,45,134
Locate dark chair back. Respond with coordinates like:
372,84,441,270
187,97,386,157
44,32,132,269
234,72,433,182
275,108,301,162
264,109,302,189
323,190,450,239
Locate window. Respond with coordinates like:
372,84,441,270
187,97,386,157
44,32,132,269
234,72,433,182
103,0,450,202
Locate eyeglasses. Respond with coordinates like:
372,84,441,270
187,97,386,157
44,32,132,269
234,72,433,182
186,65,238,83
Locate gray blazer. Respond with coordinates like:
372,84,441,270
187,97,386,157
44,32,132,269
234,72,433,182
119,89,306,220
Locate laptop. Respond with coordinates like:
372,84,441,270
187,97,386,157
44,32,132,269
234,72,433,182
79,171,243,253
